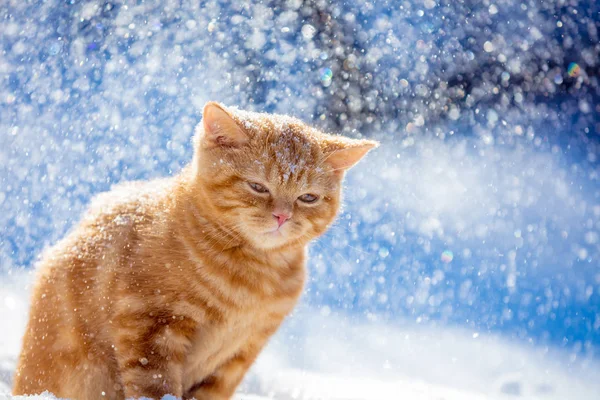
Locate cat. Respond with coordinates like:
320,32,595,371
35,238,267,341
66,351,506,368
13,102,377,400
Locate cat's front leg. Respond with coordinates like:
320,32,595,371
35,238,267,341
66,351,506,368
112,308,198,399
185,324,280,400
184,353,255,400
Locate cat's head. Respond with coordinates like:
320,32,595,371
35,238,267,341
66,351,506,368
191,102,377,250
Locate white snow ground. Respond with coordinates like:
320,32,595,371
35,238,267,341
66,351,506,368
1,271,599,400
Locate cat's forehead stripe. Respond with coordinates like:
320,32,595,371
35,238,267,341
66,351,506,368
227,108,324,186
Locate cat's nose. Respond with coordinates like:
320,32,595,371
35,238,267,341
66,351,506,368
273,212,291,227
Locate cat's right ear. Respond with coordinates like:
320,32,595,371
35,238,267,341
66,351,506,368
198,102,249,149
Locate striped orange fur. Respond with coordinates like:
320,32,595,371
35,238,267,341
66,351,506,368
13,102,377,400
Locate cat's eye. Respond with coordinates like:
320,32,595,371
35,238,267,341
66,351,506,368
298,193,319,203
249,182,269,194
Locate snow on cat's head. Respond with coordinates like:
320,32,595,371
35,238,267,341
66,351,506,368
191,102,377,250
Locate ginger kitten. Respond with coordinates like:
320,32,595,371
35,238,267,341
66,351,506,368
13,102,377,400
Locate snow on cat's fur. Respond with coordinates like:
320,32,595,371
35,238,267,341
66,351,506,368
13,102,377,399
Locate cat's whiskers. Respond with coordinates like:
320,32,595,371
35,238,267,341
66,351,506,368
180,197,245,254
325,218,371,256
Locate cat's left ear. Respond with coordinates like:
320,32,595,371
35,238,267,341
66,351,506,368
198,102,249,149
324,138,379,172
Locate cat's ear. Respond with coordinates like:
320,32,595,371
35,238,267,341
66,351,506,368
199,102,249,149
324,138,379,172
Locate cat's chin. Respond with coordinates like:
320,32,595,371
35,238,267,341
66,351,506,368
241,228,297,250
259,231,289,247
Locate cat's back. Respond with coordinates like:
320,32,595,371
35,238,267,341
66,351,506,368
33,177,179,312
84,177,176,232
55,177,176,255
15,178,180,397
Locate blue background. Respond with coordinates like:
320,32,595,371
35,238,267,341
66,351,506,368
1,0,599,362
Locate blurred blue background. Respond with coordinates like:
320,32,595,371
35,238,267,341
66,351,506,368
1,0,599,363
